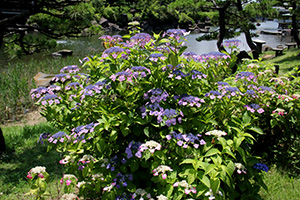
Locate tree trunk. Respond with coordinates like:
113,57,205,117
216,1,231,53
0,128,6,153
291,2,300,48
236,0,259,59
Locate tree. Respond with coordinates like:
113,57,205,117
0,0,97,56
274,0,300,48
196,0,276,59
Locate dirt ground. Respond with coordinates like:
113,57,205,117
3,109,47,127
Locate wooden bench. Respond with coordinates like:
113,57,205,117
285,42,297,49
272,47,285,57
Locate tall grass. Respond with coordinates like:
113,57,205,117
0,56,82,124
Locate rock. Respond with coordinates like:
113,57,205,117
51,49,73,57
108,23,122,31
99,17,109,27
262,45,273,52
34,72,55,87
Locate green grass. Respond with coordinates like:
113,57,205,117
261,47,300,76
0,123,63,199
1,123,300,199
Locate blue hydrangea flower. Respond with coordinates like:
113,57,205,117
253,163,269,172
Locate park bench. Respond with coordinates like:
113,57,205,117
285,42,297,49
272,45,287,57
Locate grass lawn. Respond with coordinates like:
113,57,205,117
260,47,300,76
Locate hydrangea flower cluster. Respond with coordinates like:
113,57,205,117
27,166,46,179
38,132,51,145
152,165,173,179
48,131,69,144
131,66,151,79
112,172,133,189
61,193,78,200
223,39,241,47
206,90,223,99
110,70,133,82
200,52,230,61
130,33,152,45
253,163,269,172
149,53,166,62
176,94,204,107
70,122,99,143
59,155,73,165
40,94,61,106
125,141,142,159
30,87,50,99
168,69,207,80
205,130,227,138
102,46,126,59
65,82,82,91
235,71,255,82
132,188,153,200
234,163,247,174
106,155,126,171
173,180,197,195
60,65,79,73
166,131,206,148
99,34,123,44
272,108,286,116
165,29,187,37
135,140,161,158
77,154,96,170
204,188,223,200
60,174,78,186
156,194,168,200
52,73,71,83
244,104,264,114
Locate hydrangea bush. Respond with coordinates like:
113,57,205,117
29,29,300,199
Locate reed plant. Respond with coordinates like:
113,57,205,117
0,56,82,124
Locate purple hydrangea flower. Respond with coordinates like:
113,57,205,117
60,65,79,73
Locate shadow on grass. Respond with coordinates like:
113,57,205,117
0,123,64,195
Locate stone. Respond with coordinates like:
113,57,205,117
34,72,55,87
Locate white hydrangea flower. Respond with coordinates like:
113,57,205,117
156,194,168,200
79,154,95,163
76,181,86,188
140,140,162,153
234,163,247,174
30,166,46,174
205,130,227,137
152,165,173,179
61,193,78,200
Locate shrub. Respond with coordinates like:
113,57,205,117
31,29,275,199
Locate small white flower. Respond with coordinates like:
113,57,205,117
156,194,168,200
61,193,78,200
205,130,227,137
76,181,86,188
30,166,46,174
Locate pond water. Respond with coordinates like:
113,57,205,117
0,20,294,67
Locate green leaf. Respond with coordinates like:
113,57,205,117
210,178,220,194
168,52,178,67
130,160,139,172
166,184,174,198
144,127,150,137
204,148,220,157
242,111,251,126
201,175,211,188
248,127,264,135
109,130,118,142
187,169,197,184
